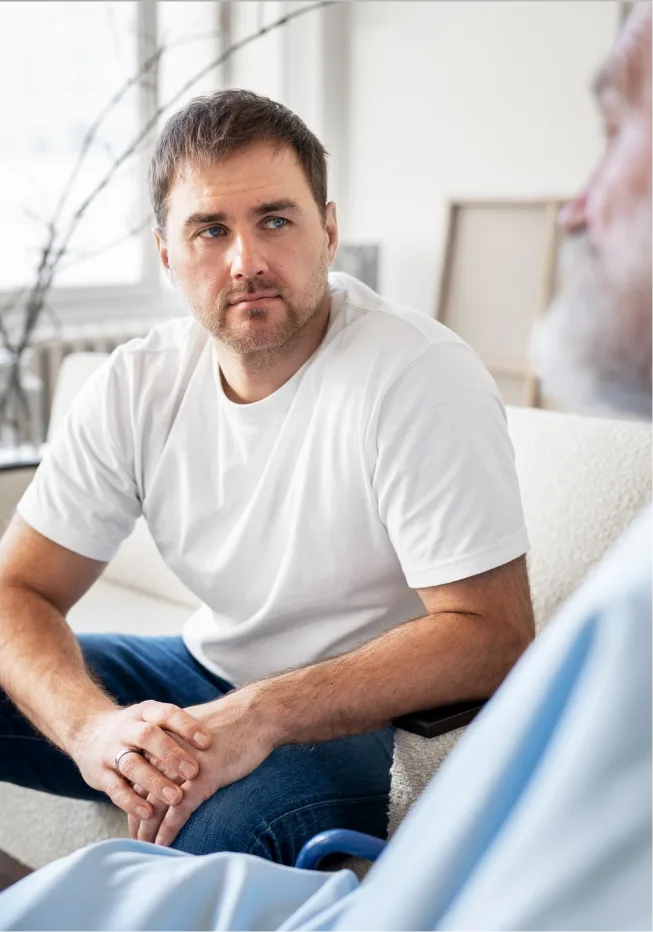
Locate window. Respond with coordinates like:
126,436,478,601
156,1,221,292
0,1,220,303
0,2,142,290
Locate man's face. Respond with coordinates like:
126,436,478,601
155,142,338,356
532,7,652,418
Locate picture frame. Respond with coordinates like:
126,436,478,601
435,199,565,407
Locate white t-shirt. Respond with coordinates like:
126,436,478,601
18,273,529,686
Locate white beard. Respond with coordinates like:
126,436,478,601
531,212,652,421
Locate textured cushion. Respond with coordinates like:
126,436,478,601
389,728,466,836
390,406,652,834
508,406,652,629
0,786,129,870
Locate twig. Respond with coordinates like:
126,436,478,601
6,0,335,364
22,207,51,229
48,42,164,234
0,288,26,319
49,27,224,235
47,1,335,280
56,215,152,271
0,288,24,351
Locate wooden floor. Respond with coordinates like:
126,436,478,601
0,849,32,893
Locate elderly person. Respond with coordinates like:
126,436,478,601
0,4,651,930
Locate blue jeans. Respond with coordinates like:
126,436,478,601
0,635,393,864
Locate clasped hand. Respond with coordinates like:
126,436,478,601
128,685,276,847
70,700,212,821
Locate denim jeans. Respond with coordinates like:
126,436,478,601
0,635,394,864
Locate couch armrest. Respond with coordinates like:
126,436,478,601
392,699,488,738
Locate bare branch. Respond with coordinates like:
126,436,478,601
56,215,152,272
100,140,117,164
0,287,26,318
48,25,226,235
0,288,24,351
159,28,224,49
16,260,57,356
38,301,64,339
106,3,123,70
22,207,51,228
8,0,335,361
45,301,63,329
48,42,165,233
47,1,335,277
15,199,77,355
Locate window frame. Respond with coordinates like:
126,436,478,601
0,0,223,328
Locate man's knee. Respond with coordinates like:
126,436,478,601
172,784,390,864
246,794,390,865
170,785,261,858
171,732,393,862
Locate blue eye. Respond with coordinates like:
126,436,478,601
265,217,288,230
200,226,225,238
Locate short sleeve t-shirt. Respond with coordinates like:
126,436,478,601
17,272,529,685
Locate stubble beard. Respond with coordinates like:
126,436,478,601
184,254,331,367
531,214,652,420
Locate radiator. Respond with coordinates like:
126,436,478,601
29,319,159,438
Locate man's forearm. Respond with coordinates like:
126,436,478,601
252,610,530,748
0,584,116,751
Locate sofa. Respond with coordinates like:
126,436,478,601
1,353,651,869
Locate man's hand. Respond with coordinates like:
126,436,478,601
128,686,276,846
68,701,212,820
128,557,535,843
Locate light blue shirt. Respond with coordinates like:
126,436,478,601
1,507,650,931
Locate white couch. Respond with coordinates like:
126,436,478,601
1,353,651,868
389,401,652,833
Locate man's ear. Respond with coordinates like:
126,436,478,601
325,202,339,265
152,228,175,282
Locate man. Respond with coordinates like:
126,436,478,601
0,91,534,860
1,4,649,930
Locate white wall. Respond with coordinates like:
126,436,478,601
228,1,350,211
229,1,284,101
345,0,621,314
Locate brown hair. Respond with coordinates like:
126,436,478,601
148,88,329,234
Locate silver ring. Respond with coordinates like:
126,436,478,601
114,748,138,773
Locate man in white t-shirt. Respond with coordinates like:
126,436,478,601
0,90,534,861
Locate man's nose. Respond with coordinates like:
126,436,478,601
559,188,589,234
228,234,268,279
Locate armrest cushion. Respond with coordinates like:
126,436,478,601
392,699,488,738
